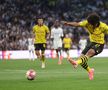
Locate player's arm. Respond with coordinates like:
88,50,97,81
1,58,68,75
104,25,108,34
50,28,54,41
31,33,35,43
32,25,36,33
46,32,50,39
61,21,80,27
61,20,87,27
63,38,65,44
32,26,35,40
61,28,64,40
45,25,50,39
70,39,72,45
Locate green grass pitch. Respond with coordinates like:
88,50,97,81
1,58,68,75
0,57,108,90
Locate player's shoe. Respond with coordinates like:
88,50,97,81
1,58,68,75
41,62,45,69
67,56,78,68
88,68,94,80
58,60,62,65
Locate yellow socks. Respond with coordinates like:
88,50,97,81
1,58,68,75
86,67,91,72
77,55,91,71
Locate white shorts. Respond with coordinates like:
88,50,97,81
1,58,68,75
53,39,62,49
28,45,35,51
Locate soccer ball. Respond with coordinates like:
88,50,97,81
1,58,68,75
26,69,36,80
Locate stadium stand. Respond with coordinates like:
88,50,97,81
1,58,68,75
0,0,108,50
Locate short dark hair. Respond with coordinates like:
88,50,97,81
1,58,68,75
37,15,44,20
87,13,100,26
37,17,43,20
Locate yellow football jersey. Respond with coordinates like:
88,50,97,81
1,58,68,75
33,25,49,43
79,20,108,44
63,38,72,48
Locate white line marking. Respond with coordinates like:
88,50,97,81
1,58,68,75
0,69,107,74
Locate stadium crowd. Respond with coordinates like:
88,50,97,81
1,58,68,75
0,0,108,50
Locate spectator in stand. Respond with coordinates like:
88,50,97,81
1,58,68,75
0,0,108,50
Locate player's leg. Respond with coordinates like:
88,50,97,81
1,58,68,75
85,44,104,80
67,42,92,68
68,49,95,80
64,48,69,59
29,50,31,60
41,50,45,68
35,50,41,58
68,42,94,79
40,44,46,68
68,42,104,80
28,46,31,60
31,50,35,61
68,41,94,66
53,40,59,57
80,43,104,72
31,45,35,61
66,48,70,58
53,40,63,64
57,48,63,65
56,49,60,64
34,44,41,59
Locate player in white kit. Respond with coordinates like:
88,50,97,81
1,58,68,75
79,36,87,54
51,20,64,64
27,35,35,61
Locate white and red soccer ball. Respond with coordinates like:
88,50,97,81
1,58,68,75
26,69,36,80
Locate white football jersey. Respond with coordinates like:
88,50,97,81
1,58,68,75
51,27,63,40
27,38,35,51
51,27,63,49
79,39,87,50
28,38,34,46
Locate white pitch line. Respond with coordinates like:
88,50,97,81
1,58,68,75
0,69,108,74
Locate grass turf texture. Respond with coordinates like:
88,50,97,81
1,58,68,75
0,58,108,90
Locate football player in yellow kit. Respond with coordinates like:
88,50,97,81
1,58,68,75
33,17,50,68
62,13,108,80
63,34,72,58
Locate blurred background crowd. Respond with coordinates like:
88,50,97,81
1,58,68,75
0,0,108,50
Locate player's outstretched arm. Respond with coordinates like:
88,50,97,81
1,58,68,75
61,21,80,27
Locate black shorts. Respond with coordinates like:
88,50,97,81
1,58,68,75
82,42,104,55
34,43,46,51
63,48,69,52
